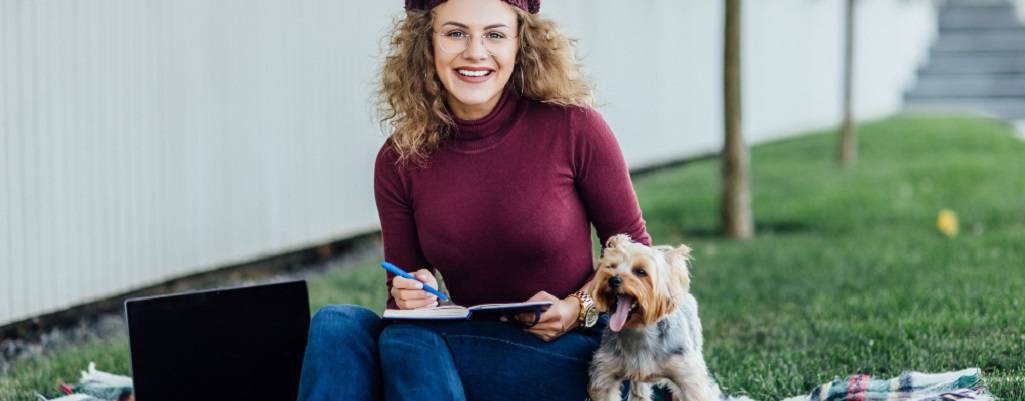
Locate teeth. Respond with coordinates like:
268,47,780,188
630,303,637,311
458,69,491,77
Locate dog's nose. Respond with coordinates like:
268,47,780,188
609,275,622,288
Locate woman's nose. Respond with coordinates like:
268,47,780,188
462,36,489,60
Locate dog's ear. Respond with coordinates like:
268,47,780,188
587,277,609,313
664,243,692,263
605,234,632,249
660,243,693,289
642,279,679,325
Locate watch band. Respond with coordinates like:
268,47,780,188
570,290,595,327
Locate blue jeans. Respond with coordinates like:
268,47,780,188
296,304,626,401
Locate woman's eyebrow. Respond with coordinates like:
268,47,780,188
441,21,512,30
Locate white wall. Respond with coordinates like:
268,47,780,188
545,0,937,167
0,0,937,326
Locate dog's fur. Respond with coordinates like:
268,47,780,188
587,234,718,401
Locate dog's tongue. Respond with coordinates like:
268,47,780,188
609,295,634,332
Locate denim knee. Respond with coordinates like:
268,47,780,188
308,304,382,344
378,323,444,347
298,305,384,401
377,323,466,401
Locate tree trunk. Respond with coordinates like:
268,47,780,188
722,0,753,239
839,0,857,167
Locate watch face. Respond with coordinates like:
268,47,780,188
584,307,599,327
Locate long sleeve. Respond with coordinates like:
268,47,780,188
374,143,431,309
570,107,652,248
367,93,647,308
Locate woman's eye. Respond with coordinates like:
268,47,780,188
633,268,647,277
445,31,468,38
486,32,506,40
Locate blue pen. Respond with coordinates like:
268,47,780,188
380,261,449,301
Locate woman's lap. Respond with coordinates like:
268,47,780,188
386,318,602,363
297,304,624,401
297,305,386,401
380,319,603,401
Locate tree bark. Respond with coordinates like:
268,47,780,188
839,0,857,167
722,0,753,239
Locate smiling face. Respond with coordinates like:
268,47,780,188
432,0,519,120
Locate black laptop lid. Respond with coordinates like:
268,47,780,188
126,280,310,401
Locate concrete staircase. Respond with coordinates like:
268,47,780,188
905,1,1025,123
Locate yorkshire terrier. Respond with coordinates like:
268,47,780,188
587,234,719,401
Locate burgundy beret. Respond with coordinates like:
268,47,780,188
406,0,540,14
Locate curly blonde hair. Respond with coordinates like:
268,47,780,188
376,7,594,165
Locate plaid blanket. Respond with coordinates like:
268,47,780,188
696,368,995,401
46,363,993,401
715,368,993,401
37,362,133,401
779,368,994,401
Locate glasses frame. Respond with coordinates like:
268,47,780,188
433,30,519,55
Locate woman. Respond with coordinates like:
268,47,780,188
297,0,650,400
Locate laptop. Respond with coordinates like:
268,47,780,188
125,280,311,401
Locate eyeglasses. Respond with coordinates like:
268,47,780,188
434,30,518,54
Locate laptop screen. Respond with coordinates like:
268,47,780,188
126,280,310,401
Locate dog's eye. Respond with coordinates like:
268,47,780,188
633,268,647,277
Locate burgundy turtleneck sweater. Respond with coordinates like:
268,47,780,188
375,88,651,309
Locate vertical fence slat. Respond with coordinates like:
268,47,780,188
0,0,940,326
1,0,13,324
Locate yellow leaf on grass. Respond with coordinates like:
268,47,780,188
937,209,959,237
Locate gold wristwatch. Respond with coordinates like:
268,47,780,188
570,290,599,328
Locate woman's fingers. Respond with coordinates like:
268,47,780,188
527,316,559,332
516,304,558,324
515,309,553,325
404,298,439,310
392,275,423,290
392,288,438,309
397,288,438,301
508,290,565,334
413,269,439,288
391,269,443,309
528,326,557,342
505,290,573,341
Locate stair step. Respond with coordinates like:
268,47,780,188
920,54,1025,74
932,30,1025,52
945,0,1014,5
904,1,1025,119
909,74,1025,97
904,97,1025,119
940,6,1022,30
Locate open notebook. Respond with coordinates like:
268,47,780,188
383,301,553,320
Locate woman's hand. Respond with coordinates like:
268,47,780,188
390,268,440,310
506,291,580,342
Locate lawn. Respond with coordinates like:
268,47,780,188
2,114,1023,400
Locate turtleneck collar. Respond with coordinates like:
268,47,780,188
449,87,522,143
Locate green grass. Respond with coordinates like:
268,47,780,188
639,115,1025,400
3,114,1023,401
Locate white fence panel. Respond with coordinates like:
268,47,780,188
0,0,937,326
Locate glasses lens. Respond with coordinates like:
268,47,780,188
483,35,513,53
437,32,467,53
